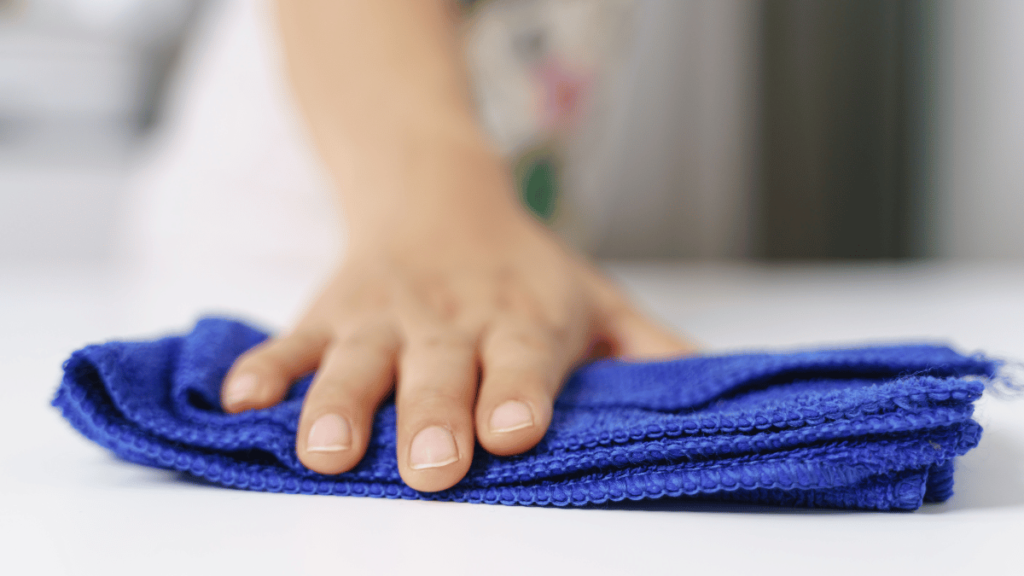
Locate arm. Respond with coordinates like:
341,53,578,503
221,0,693,493
278,0,514,244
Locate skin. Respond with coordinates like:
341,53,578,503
220,0,695,493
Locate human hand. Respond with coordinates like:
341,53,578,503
220,169,693,494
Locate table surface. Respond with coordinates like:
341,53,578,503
2,260,1022,576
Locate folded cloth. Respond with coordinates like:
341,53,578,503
54,317,996,510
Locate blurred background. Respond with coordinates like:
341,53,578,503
1,0,1022,270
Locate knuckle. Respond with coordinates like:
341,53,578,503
496,329,552,355
398,273,463,322
408,327,475,352
332,324,395,357
398,386,467,411
512,330,549,352
495,288,541,318
312,381,376,412
422,284,461,322
485,365,551,390
540,314,575,343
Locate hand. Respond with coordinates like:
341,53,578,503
220,178,693,494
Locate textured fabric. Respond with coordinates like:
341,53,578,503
54,317,996,510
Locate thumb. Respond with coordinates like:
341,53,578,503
574,259,699,360
598,305,699,360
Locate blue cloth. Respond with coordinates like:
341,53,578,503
53,317,995,510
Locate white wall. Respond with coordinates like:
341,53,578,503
0,0,198,263
935,0,1024,258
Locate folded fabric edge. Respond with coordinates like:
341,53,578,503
55,348,981,482
52,320,994,512
53,371,967,511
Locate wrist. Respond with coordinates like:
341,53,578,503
330,125,532,251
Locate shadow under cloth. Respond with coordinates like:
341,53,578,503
54,317,996,510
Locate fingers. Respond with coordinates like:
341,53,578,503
222,329,328,413
296,322,399,475
394,331,478,492
222,258,694,496
475,320,586,457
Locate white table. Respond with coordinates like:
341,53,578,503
3,261,1022,575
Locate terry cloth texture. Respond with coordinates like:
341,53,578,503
54,317,996,510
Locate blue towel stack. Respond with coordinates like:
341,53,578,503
54,317,994,510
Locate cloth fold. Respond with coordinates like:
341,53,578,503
53,317,995,510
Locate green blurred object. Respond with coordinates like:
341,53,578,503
518,154,558,221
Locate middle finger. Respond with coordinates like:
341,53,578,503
394,329,479,492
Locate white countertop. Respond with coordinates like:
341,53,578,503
2,261,1022,575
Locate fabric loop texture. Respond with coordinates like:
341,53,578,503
53,317,996,510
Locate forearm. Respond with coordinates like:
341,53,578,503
275,0,518,247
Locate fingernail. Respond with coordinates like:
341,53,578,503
224,373,258,407
306,414,352,452
409,426,459,470
490,400,534,433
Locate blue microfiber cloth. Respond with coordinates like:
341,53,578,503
53,317,996,510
